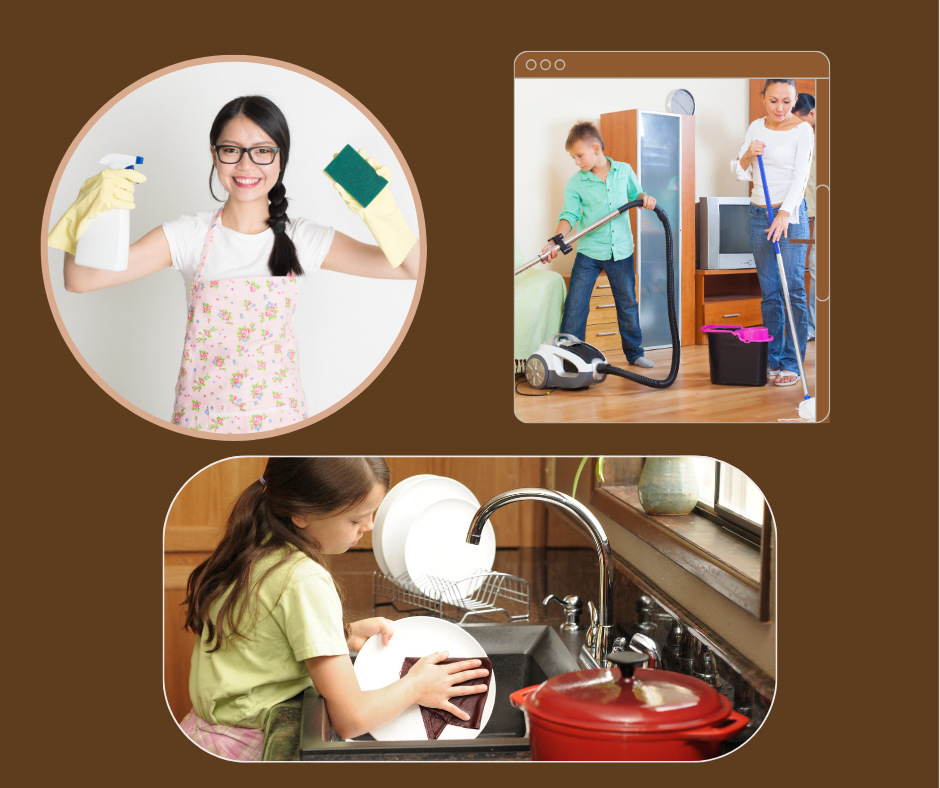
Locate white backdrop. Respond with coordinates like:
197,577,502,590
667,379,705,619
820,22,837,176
514,78,750,273
47,61,419,423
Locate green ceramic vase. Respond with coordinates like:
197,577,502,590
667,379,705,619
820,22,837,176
637,457,700,515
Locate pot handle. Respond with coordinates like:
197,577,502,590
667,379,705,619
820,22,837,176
678,710,750,742
509,684,540,711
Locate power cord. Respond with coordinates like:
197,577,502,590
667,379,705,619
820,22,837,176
515,379,552,397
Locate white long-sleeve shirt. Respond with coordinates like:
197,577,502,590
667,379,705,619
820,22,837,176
732,119,815,224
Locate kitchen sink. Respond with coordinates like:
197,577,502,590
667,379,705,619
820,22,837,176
298,623,582,760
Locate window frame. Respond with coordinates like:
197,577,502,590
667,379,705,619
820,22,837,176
693,460,764,546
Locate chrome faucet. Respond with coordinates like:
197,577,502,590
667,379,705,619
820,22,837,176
466,488,615,667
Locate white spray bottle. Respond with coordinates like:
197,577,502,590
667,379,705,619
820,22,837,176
74,153,144,271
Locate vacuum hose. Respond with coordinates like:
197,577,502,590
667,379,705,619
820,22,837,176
594,200,680,389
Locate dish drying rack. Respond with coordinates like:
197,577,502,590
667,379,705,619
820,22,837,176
373,570,530,624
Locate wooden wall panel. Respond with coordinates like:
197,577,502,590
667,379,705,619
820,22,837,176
164,458,546,554
165,587,197,723
167,457,266,530
385,458,545,548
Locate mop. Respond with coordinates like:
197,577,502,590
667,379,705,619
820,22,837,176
757,154,816,422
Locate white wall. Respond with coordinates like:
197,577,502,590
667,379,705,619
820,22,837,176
515,78,750,273
47,61,418,423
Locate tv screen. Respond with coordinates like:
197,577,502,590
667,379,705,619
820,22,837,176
718,204,751,255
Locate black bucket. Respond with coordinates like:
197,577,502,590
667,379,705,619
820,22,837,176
700,325,773,387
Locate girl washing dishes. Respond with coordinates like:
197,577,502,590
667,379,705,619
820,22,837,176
49,96,419,434
179,458,489,760
732,79,813,388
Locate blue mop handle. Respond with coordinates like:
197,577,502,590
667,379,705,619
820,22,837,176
756,153,781,254
756,152,810,403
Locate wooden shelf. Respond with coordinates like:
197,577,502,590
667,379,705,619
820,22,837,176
696,268,758,277
703,293,759,304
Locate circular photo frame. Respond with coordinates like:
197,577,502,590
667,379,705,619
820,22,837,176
42,56,425,439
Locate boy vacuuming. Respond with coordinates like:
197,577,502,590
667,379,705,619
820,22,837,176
542,121,657,367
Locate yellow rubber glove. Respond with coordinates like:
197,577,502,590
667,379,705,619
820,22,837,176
332,150,417,268
48,168,148,254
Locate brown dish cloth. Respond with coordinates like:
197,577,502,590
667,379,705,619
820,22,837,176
399,657,494,740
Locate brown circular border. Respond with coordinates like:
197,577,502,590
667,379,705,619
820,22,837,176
41,55,426,441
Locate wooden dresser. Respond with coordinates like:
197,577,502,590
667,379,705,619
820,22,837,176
694,232,814,345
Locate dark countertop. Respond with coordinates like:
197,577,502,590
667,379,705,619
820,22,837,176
261,545,769,761
263,547,596,761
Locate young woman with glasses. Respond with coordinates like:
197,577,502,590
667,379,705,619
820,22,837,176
51,95,419,434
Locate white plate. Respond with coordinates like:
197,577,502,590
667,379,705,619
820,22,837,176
354,617,495,741
381,477,479,579
373,475,436,577
404,498,497,599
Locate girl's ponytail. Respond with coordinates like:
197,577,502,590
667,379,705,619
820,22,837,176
183,479,270,651
266,178,303,277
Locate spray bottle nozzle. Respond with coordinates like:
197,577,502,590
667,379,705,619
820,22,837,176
99,153,144,171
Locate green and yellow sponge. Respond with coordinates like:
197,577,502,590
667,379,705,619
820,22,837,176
323,145,388,208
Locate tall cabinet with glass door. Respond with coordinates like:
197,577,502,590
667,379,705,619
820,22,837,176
601,110,695,348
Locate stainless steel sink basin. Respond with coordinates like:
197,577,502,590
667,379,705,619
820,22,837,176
298,623,581,760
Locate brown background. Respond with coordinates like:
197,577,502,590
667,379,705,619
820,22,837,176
11,4,938,786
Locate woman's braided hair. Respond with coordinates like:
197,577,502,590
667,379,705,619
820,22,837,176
209,95,303,277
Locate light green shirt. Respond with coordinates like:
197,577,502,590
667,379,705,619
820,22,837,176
189,546,350,728
558,158,645,261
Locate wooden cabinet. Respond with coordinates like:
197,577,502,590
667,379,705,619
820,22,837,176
600,110,696,347
695,270,763,344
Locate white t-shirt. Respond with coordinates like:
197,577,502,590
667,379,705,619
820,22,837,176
162,210,335,293
732,119,815,224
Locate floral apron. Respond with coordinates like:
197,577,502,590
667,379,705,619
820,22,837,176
172,208,308,433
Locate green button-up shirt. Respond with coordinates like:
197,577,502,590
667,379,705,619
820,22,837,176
558,157,644,261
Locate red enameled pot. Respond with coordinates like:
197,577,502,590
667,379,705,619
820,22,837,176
510,651,750,761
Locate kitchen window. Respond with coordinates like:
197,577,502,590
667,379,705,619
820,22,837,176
587,457,772,621
691,458,764,544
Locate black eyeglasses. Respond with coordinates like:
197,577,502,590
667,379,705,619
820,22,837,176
214,145,280,165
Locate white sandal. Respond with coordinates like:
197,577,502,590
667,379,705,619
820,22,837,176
774,371,800,387
767,367,780,377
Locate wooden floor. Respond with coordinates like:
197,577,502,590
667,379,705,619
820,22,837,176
515,342,822,423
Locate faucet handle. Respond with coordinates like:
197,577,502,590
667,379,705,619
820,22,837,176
543,594,585,631
693,646,721,689
585,601,600,647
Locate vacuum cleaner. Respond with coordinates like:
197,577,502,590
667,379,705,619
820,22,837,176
516,199,680,391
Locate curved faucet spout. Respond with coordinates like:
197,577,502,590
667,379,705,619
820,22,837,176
466,487,615,666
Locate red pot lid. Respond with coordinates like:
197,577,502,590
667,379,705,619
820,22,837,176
525,651,731,733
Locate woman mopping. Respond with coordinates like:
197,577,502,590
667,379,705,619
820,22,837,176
732,79,814,387
49,96,419,434
178,457,489,760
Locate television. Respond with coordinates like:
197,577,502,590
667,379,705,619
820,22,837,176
695,197,755,270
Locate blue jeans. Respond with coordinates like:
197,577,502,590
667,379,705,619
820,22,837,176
560,252,644,362
806,220,816,337
749,200,809,373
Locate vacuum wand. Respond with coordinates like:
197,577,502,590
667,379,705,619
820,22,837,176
515,200,644,275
